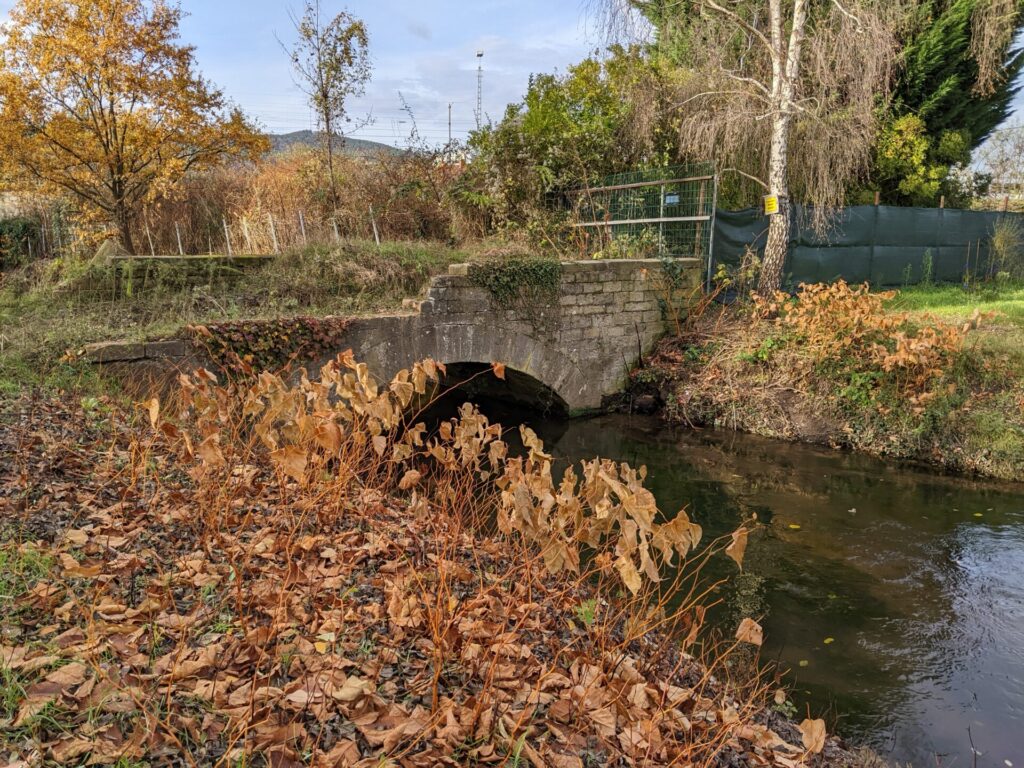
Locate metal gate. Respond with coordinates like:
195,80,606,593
567,163,718,270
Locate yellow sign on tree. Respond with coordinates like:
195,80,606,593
763,195,780,216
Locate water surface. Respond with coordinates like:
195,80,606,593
530,414,1024,767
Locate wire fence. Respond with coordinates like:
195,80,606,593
1,205,389,269
565,163,718,260
0,207,76,267
135,208,384,258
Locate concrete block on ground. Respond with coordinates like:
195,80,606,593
84,341,146,363
145,340,186,358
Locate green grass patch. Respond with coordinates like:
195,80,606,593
889,282,1024,328
0,239,470,393
0,542,54,603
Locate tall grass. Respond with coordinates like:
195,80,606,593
129,146,484,256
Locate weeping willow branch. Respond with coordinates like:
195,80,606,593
970,0,1022,95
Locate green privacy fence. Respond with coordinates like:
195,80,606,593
712,205,1023,287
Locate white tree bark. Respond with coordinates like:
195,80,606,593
759,0,808,295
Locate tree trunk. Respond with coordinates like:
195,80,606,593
761,118,790,296
757,0,807,296
323,116,339,213
115,203,136,255
759,120,791,295
760,201,790,295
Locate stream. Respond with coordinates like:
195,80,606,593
522,413,1024,767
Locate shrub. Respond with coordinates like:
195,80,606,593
756,280,977,405
990,216,1024,279
0,217,39,269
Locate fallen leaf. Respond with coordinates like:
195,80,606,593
398,469,422,490
615,554,642,595
735,617,763,646
197,434,225,467
725,526,748,570
49,737,95,762
330,676,373,702
65,529,89,546
45,662,88,688
799,718,827,754
143,397,160,428
272,445,307,484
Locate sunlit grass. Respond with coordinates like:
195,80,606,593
889,282,1024,328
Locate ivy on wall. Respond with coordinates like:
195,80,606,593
188,316,352,374
468,257,563,307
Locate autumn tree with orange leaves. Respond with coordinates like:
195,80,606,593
0,0,267,253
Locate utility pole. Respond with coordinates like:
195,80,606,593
448,102,453,143
475,50,484,130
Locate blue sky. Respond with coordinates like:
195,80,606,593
0,1,600,146
176,0,603,145
2,1,1019,148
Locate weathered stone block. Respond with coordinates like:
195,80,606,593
84,341,146,363
145,340,186,358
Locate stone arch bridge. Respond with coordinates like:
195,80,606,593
87,258,699,414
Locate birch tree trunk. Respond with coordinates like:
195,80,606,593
760,126,791,295
757,0,808,295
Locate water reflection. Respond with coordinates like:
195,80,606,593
528,414,1024,767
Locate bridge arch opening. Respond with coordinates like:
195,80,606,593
426,362,570,424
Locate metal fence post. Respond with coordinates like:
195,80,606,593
705,174,719,294
659,181,665,257
242,217,253,253
369,206,381,247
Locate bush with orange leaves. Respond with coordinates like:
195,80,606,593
755,281,982,407
176,353,705,597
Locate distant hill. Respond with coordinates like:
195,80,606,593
268,131,400,156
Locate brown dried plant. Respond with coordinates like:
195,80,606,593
755,280,981,403
0,354,832,767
